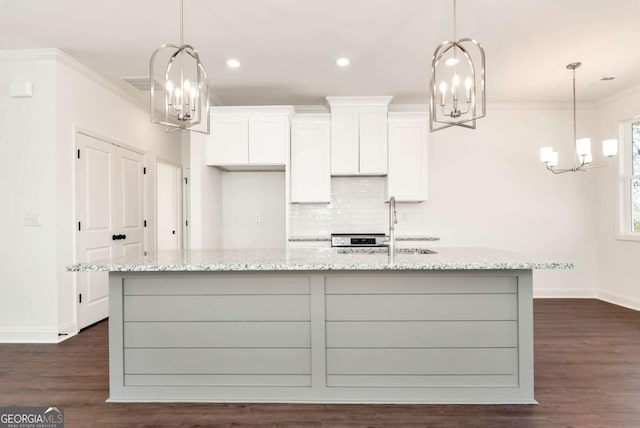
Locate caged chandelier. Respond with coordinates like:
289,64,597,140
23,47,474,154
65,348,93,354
539,62,617,174
429,0,486,132
150,0,210,134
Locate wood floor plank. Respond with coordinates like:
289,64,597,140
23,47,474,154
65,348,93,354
0,299,638,427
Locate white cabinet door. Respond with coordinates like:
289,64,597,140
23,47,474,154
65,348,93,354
249,115,288,164
207,115,249,165
359,107,388,175
387,114,428,201
330,107,359,175
291,116,331,203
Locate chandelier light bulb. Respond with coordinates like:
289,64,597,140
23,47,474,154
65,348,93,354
548,152,559,167
576,138,592,157
540,146,554,163
583,153,593,165
183,79,191,92
445,57,458,66
602,139,618,157
439,81,447,106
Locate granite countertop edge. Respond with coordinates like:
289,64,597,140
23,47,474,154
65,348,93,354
67,261,573,272
288,235,441,242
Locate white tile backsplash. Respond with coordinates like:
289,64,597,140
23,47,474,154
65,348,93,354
289,177,425,236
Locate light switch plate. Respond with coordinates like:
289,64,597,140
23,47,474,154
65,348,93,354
24,212,42,226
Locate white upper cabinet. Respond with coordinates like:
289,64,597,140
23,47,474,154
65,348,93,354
387,112,428,202
327,96,392,176
208,114,249,165
207,106,294,168
359,107,388,175
290,115,331,203
329,107,360,174
249,115,288,164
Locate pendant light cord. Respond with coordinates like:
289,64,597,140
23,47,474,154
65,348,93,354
453,0,457,41
180,0,184,46
572,67,577,167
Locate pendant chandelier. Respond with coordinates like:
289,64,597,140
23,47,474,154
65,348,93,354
540,62,617,174
429,0,485,132
150,0,210,134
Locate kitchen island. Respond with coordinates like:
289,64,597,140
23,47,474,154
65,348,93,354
68,247,571,404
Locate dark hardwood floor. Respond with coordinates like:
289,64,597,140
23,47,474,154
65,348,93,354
1,299,639,427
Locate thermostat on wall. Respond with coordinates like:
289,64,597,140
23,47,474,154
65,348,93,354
9,82,33,98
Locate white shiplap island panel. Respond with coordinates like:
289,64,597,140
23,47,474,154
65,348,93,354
67,248,571,403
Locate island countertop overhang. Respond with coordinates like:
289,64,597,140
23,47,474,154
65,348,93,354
66,247,573,272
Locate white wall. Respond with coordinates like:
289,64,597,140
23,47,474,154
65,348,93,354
594,86,640,310
0,53,58,341
188,132,223,249
429,106,600,297
0,49,182,342
292,105,600,296
222,171,286,248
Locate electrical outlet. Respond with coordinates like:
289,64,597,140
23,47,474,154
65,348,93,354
255,214,262,223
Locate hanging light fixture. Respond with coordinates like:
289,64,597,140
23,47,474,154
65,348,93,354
540,62,617,174
429,0,486,132
150,0,210,134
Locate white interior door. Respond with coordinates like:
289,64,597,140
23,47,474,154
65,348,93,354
156,161,181,250
118,149,145,257
76,132,145,329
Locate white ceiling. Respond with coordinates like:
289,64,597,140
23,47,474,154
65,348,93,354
1,0,639,106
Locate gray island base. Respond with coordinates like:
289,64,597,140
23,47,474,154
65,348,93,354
69,248,572,404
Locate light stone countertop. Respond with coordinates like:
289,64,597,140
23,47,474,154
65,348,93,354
288,235,440,242
66,247,573,272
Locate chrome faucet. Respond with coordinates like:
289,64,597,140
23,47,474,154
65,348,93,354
384,196,398,263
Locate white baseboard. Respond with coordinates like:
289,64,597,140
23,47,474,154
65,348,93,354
0,328,60,343
533,288,596,298
57,321,78,343
596,290,640,312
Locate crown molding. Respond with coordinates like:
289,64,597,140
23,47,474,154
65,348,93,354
1,48,149,112
54,49,148,111
294,105,329,114
326,96,393,107
211,105,296,119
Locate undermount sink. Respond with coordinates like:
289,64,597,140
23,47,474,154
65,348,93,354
337,248,437,255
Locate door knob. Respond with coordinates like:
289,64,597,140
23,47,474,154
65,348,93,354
112,234,117,241
122,234,127,240
172,230,176,235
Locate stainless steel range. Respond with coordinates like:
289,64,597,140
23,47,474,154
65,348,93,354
331,233,387,247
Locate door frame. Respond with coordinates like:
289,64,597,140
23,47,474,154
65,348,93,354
73,127,148,329
155,157,183,251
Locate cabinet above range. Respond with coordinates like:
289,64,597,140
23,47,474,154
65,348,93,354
206,106,295,170
326,96,393,176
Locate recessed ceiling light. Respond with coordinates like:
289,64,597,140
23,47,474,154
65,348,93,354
226,59,240,68
600,76,615,81
336,57,350,67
